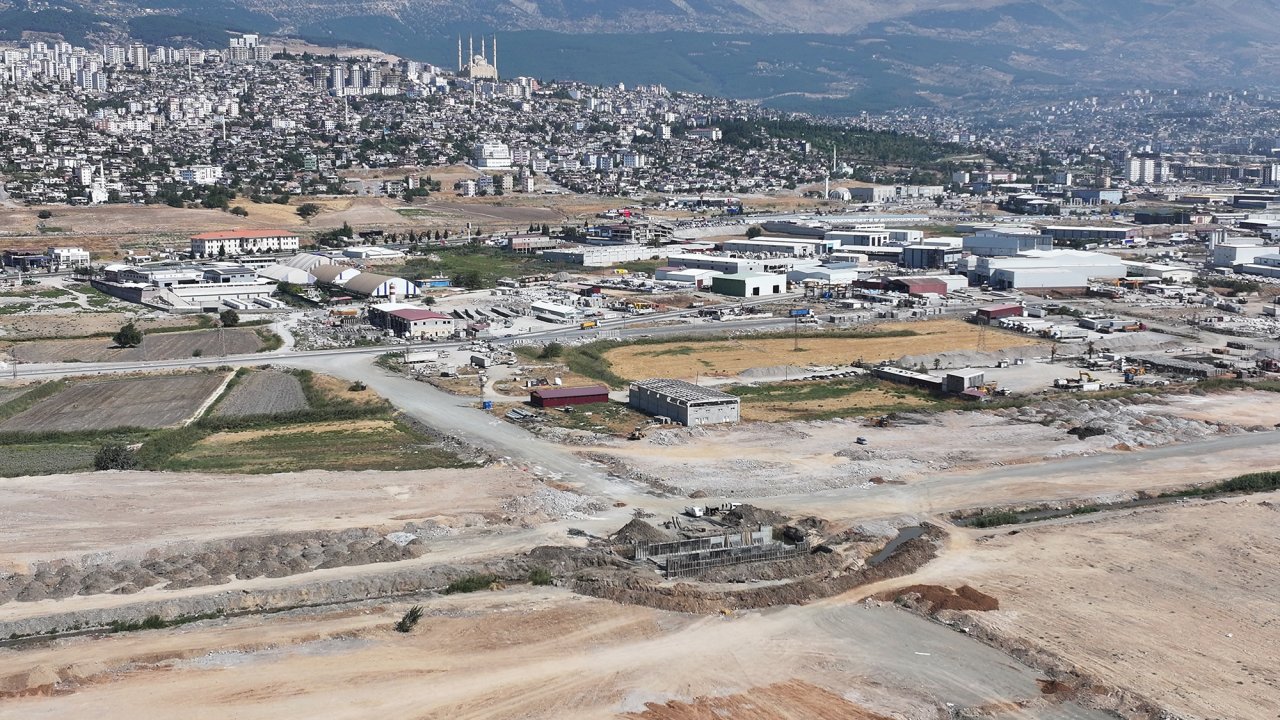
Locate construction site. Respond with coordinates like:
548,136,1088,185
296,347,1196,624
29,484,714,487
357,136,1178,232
2,304,1280,719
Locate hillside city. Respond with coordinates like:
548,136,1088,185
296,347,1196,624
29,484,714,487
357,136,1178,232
1,25,1279,720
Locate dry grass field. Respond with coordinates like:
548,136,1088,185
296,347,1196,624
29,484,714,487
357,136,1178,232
9,328,265,363
604,319,1041,381
0,313,207,341
734,383,936,422
0,373,228,433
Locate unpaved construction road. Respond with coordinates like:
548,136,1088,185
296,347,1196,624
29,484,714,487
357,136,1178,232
0,588,1112,720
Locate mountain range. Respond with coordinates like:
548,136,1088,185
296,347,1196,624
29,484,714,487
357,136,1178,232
5,0,1280,113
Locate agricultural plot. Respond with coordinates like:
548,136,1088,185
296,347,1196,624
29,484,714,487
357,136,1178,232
165,419,467,473
0,444,96,477
211,371,309,418
11,328,265,363
0,373,228,433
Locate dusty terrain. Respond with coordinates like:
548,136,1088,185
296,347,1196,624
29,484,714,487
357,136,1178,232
596,390,1269,497
0,466,548,572
604,319,1044,381
893,493,1280,720
0,588,1109,720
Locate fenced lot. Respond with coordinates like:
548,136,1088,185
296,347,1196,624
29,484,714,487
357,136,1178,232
211,371,309,418
0,373,228,433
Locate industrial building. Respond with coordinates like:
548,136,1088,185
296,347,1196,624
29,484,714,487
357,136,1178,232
1042,225,1144,243
901,241,963,269
959,250,1126,290
962,228,1053,257
539,245,659,267
721,237,833,256
710,272,786,297
628,379,740,427
850,185,944,202
529,385,610,408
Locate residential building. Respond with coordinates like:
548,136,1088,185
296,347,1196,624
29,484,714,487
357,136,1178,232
190,230,300,257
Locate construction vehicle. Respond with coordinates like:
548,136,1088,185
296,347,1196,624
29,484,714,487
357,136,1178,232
627,427,647,441
868,415,892,428
579,319,598,329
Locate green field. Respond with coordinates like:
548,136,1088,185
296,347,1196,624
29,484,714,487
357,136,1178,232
392,245,569,288
0,370,470,476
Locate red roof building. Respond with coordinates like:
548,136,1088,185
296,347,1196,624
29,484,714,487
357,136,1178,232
530,385,611,408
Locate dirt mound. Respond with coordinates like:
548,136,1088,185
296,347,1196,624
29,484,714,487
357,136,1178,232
722,504,787,527
610,519,677,544
622,679,894,719
881,584,999,613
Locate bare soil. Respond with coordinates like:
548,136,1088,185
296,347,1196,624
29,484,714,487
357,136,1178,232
898,494,1280,720
10,328,263,363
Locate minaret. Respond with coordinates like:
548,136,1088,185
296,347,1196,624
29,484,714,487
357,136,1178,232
481,36,486,64
457,36,462,72
469,36,474,67
492,34,497,79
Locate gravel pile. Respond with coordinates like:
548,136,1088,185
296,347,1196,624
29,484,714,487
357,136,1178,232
0,526,431,605
502,485,603,520
1000,397,1238,448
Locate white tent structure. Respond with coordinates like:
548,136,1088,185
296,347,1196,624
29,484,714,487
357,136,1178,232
257,264,316,285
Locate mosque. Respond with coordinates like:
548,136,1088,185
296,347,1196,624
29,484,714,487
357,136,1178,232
457,35,498,81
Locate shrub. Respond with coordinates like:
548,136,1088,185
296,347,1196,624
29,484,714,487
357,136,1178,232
348,381,367,391
94,443,139,471
444,573,499,594
191,348,203,357
219,309,240,327
394,605,424,633
37,209,53,219
528,568,554,586
538,342,564,360
297,203,321,218
968,511,1020,528
112,322,143,348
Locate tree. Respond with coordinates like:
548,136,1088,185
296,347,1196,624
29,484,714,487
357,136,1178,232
745,225,764,238
538,342,564,359
219,309,240,327
297,203,321,219
230,206,248,217
113,322,143,348
37,209,53,219
94,443,139,471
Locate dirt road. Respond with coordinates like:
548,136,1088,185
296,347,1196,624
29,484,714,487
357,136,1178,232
0,588,1111,720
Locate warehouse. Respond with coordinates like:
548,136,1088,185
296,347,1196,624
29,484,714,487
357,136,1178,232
629,379,740,426
343,271,419,299
1043,225,1143,242
530,385,611,408
710,272,786,297
721,237,832,256
960,250,1126,289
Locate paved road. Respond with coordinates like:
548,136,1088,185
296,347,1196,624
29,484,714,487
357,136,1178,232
287,352,626,496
